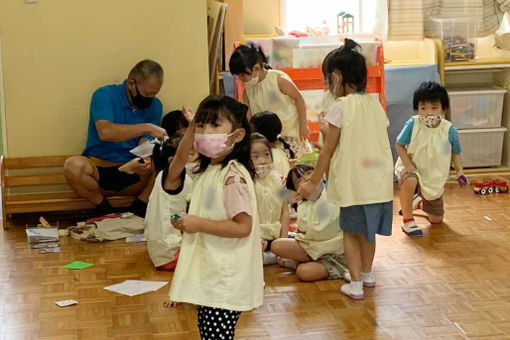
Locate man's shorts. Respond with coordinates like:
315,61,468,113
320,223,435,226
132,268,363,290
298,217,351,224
398,172,444,216
88,157,142,193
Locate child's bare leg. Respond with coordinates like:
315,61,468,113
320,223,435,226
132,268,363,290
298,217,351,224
271,238,309,262
427,213,443,224
296,262,329,282
399,176,418,220
360,236,376,273
343,232,362,282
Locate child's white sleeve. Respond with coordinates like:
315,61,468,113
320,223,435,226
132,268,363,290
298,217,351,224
324,102,343,128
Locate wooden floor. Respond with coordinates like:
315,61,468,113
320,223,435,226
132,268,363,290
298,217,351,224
1,185,510,339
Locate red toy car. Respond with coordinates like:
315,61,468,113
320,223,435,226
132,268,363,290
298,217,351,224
474,179,508,195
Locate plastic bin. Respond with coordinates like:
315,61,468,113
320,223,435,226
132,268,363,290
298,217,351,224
447,86,506,129
458,127,507,167
429,17,479,62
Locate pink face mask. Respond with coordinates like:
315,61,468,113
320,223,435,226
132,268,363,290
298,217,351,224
194,131,237,159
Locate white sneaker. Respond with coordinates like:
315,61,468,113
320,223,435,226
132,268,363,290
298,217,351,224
402,220,423,236
340,283,364,300
342,271,376,287
263,251,277,265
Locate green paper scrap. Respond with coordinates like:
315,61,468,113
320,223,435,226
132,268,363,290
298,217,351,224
64,261,93,270
372,322,379,328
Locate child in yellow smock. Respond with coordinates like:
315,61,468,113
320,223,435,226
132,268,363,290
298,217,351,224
299,39,394,300
164,96,263,340
229,44,309,157
251,111,295,180
271,164,347,282
251,133,289,265
395,81,466,236
144,137,194,271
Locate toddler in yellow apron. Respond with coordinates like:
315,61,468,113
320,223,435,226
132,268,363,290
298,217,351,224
144,136,194,271
271,164,347,282
164,96,263,340
250,133,289,265
395,81,466,237
251,111,294,180
230,44,309,157
299,39,394,300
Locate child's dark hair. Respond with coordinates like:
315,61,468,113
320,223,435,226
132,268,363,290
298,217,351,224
413,81,450,111
286,164,314,191
326,38,366,92
194,95,255,178
229,43,270,76
251,133,273,161
321,48,337,85
161,110,189,138
250,111,296,159
151,136,182,173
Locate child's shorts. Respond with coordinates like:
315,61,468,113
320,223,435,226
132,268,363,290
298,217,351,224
317,253,348,280
399,172,444,216
340,201,393,243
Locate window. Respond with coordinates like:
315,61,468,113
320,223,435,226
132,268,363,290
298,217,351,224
282,0,379,35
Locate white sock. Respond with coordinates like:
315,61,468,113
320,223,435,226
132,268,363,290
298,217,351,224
361,272,373,281
350,280,363,291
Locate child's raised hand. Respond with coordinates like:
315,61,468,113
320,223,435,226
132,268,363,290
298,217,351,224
182,106,194,123
171,213,201,234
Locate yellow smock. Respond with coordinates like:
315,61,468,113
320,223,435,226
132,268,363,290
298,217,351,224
254,170,285,240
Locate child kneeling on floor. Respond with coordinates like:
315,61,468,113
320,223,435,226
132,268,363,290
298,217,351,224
395,81,467,236
271,164,347,282
144,136,195,270
251,133,289,265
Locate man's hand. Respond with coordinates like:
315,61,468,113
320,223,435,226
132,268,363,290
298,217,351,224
146,124,168,139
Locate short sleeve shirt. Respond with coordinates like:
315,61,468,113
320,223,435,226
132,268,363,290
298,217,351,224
396,118,461,154
82,82,162,163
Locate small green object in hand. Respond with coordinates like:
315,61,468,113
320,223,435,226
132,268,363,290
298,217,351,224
171,214,180,220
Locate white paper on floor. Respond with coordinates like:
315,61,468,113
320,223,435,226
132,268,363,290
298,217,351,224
484,215,492,221
104,280,168,296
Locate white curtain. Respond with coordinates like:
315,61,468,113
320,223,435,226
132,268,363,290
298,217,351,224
386,0,507,40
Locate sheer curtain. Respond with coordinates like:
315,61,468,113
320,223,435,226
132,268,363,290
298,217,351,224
386,0,508,40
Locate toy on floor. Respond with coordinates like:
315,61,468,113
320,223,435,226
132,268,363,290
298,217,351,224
473,178,508,195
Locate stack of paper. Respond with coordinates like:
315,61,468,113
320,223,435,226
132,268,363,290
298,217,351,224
104,280,168,297
26,228,59,243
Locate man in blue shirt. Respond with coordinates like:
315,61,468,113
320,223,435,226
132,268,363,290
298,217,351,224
64,59,167,217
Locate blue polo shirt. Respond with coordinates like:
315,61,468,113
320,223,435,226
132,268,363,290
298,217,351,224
82,82,162,163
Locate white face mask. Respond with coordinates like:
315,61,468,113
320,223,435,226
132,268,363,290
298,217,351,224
243,72,259,88
419,115,441,128
255,163,273,179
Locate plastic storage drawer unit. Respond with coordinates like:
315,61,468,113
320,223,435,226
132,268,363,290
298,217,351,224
458,127,507,167
448,87,506,129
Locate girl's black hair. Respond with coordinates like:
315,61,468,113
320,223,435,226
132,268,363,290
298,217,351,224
161,110,189,138
321,48,337,84
326,38,366,92
250,111,296,159
250,133,273,162
229,43,270,76
286,164,314,191
194,95,255,178
413,81,450,111
151,136,182,173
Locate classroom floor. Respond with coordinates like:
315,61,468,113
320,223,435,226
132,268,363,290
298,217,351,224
0,184,509,340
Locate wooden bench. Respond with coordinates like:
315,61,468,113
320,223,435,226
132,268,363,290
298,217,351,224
0,155,135,229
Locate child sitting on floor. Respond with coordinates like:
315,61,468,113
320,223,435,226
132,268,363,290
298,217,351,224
251,111,294,180
250,133,289,265
144,136,195,270
271,164,347,282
